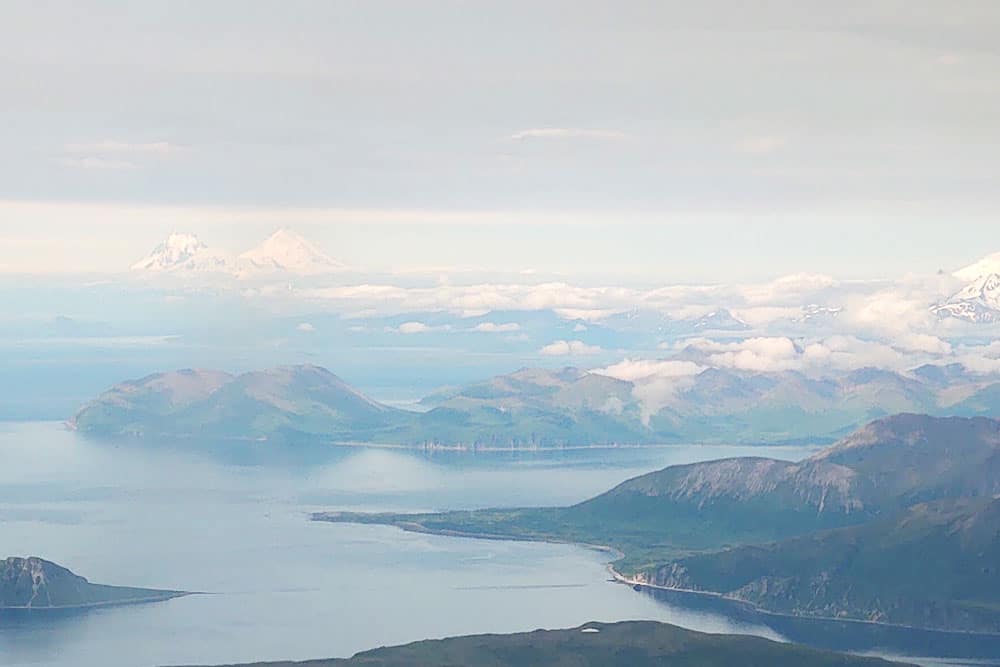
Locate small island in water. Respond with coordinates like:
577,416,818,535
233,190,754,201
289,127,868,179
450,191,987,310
0,556,188,610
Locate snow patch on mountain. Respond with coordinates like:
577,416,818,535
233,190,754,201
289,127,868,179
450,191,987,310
954,251,1000,282
932,273,1000,324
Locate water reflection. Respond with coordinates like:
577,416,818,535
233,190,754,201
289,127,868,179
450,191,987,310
1,422,996,666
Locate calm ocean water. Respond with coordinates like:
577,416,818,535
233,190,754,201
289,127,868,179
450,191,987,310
0,422,995,667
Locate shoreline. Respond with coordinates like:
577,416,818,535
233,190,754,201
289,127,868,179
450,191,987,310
323,440,826,452
312,514,626,561
316,514,1000,639
606,570,1000,638
0,591,192,612
56,421,827,453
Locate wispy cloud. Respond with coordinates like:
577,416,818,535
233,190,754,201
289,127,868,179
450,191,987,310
936,53,964,66
539,339,602,356
385,321,452,334
472,322,520,333
510,128,628,141
64,141,182,155
54,157,140,170
736,135,787,155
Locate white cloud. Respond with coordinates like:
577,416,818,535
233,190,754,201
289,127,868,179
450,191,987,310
594,358,703,382
539,339,602,356
572,323,588,332
738,273,840,305
472,321,521,333
64,141,181,154
54,157,140,170
296,322,316,332
303,282,641,319
676,335,936,374
896,333,951,355
936,53,964,66
510,128,628,141
384,321,453,334
701,336,802,372
840,283,941,335
393,321,432,334
736,135,787,154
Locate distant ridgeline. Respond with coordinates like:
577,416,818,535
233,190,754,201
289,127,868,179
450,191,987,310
72,362,1000,447
0,556,186,609
183,620,908,667
316,414,1000,634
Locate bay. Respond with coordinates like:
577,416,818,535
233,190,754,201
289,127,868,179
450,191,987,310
0,422,993,667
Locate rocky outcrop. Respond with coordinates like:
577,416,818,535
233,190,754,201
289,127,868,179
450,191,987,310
0,556,186,609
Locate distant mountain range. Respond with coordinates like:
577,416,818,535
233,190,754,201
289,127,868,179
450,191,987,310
122,232,1000,329
193,620,907,667
130,229,347,277
316,414,1000,633
0,556,185,609
72,362,1000,447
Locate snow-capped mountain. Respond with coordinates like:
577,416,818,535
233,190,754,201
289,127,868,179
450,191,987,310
932,273,1000,323
954,251,1000,282
131,229,347,277
793,304,843,324
129,233,234,273
237,229,347,275
691,309,750,331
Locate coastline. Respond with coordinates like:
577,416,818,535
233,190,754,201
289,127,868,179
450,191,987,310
316,514,1000,639
63,421,827,453
0,590,192,612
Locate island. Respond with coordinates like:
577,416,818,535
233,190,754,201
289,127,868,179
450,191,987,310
1,556,188,610
177,620,909,666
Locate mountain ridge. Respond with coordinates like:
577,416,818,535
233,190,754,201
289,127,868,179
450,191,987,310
129,229,347,277
72,363,1000,447
313,414,1000,633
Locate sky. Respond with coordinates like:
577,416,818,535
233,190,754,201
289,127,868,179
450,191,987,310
2,1,999,279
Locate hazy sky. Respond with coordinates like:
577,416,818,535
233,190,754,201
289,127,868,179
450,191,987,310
2,1,999,279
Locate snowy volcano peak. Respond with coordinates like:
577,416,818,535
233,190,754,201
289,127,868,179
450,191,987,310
237,228,346,275
130,233,234,273
932,272,1000,323
954,273,1000,304
954,251,1000,282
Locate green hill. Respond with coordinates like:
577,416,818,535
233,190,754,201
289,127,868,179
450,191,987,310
179,620,908,666
649,498,1000,633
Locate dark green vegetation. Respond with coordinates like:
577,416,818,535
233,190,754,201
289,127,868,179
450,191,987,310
73,363,1000,446
0,556,186,609
654,498,1000,633
185,620,908,666
317,415,1000,632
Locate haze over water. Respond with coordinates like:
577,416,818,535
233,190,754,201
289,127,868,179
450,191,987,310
0,422,992,667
